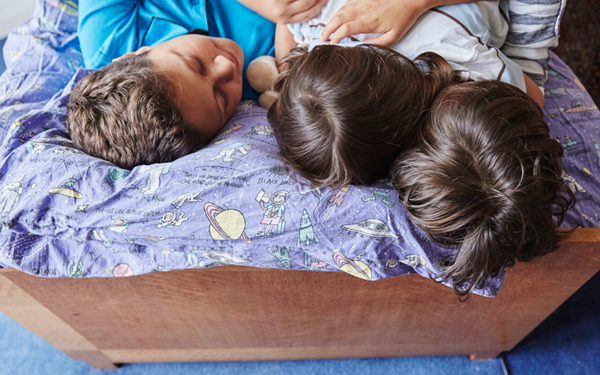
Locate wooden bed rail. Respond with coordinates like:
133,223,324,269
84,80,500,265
1,228,599,369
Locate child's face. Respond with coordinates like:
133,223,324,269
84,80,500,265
145,35,244,140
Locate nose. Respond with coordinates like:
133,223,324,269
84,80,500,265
210,54,236,84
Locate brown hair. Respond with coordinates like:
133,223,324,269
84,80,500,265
267,45,455,187
391,80,575,298
66,54,206,169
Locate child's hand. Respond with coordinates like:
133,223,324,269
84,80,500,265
320,0,430,46
239,0,328,24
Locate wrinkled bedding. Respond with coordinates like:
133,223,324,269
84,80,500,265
0,0,596,297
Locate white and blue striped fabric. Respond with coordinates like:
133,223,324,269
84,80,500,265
501,0,567,89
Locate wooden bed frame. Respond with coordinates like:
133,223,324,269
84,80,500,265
0,228,599,369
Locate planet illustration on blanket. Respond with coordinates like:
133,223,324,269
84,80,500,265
48,178,83,199
203,202,251,242
113,263,134,277
333,250,372,280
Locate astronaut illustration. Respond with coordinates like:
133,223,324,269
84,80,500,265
10,116,35,143
171,191,204,209
139,163,171,195
0,174,25,217
255,190,289,237
156,211,189,229
210,142,252,165
92,229,113,248
562,170,586,193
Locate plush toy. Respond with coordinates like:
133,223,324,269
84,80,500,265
246,56,279,110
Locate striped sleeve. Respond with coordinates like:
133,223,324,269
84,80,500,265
500,0,567,90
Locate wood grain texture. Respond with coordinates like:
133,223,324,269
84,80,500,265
1,228,599,369
0,273,118,369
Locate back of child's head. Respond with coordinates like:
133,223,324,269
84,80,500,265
267,44,455,187
66,54,206,169
391,80,575,298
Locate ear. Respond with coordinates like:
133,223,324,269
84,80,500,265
112,46,153,62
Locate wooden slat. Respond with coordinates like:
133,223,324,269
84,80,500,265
1,227,599,368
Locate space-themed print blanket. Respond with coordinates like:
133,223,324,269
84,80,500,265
0,0,597,297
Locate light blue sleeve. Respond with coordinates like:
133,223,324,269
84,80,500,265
498,49,527,93
78,0,140,68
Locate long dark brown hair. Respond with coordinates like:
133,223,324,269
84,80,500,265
268,44,455,187
391,80,575,298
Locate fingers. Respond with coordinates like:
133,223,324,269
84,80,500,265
363,29,404,46
285,0,327,24
329,21,364,45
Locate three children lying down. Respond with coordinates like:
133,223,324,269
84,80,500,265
65,0,574,298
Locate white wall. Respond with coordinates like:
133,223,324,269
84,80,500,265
0,0,37,39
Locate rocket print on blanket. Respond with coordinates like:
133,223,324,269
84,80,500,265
66,257,85,277
255,190,289,237
297,209,320,246
209,142,252,165
0,174,25,217
322,185,350,221
267,246,292,269
139,163,171,195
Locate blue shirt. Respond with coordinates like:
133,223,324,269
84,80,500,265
78,0,276,100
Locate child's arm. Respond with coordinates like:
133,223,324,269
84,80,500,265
524,74,545,109
237,0,328,24
321,0,483,46
275,23,299,67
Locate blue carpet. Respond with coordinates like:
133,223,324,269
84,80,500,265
504,270,600,375
0,311,505,375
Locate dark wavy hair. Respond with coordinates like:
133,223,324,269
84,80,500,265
391,80,575,299
66,54,206,169
267,44,456,187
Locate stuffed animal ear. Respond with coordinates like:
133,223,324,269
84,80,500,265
258,90,278,110
247,56,279,93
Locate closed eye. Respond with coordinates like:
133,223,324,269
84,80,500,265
215,88,227,112
190,56,206,75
